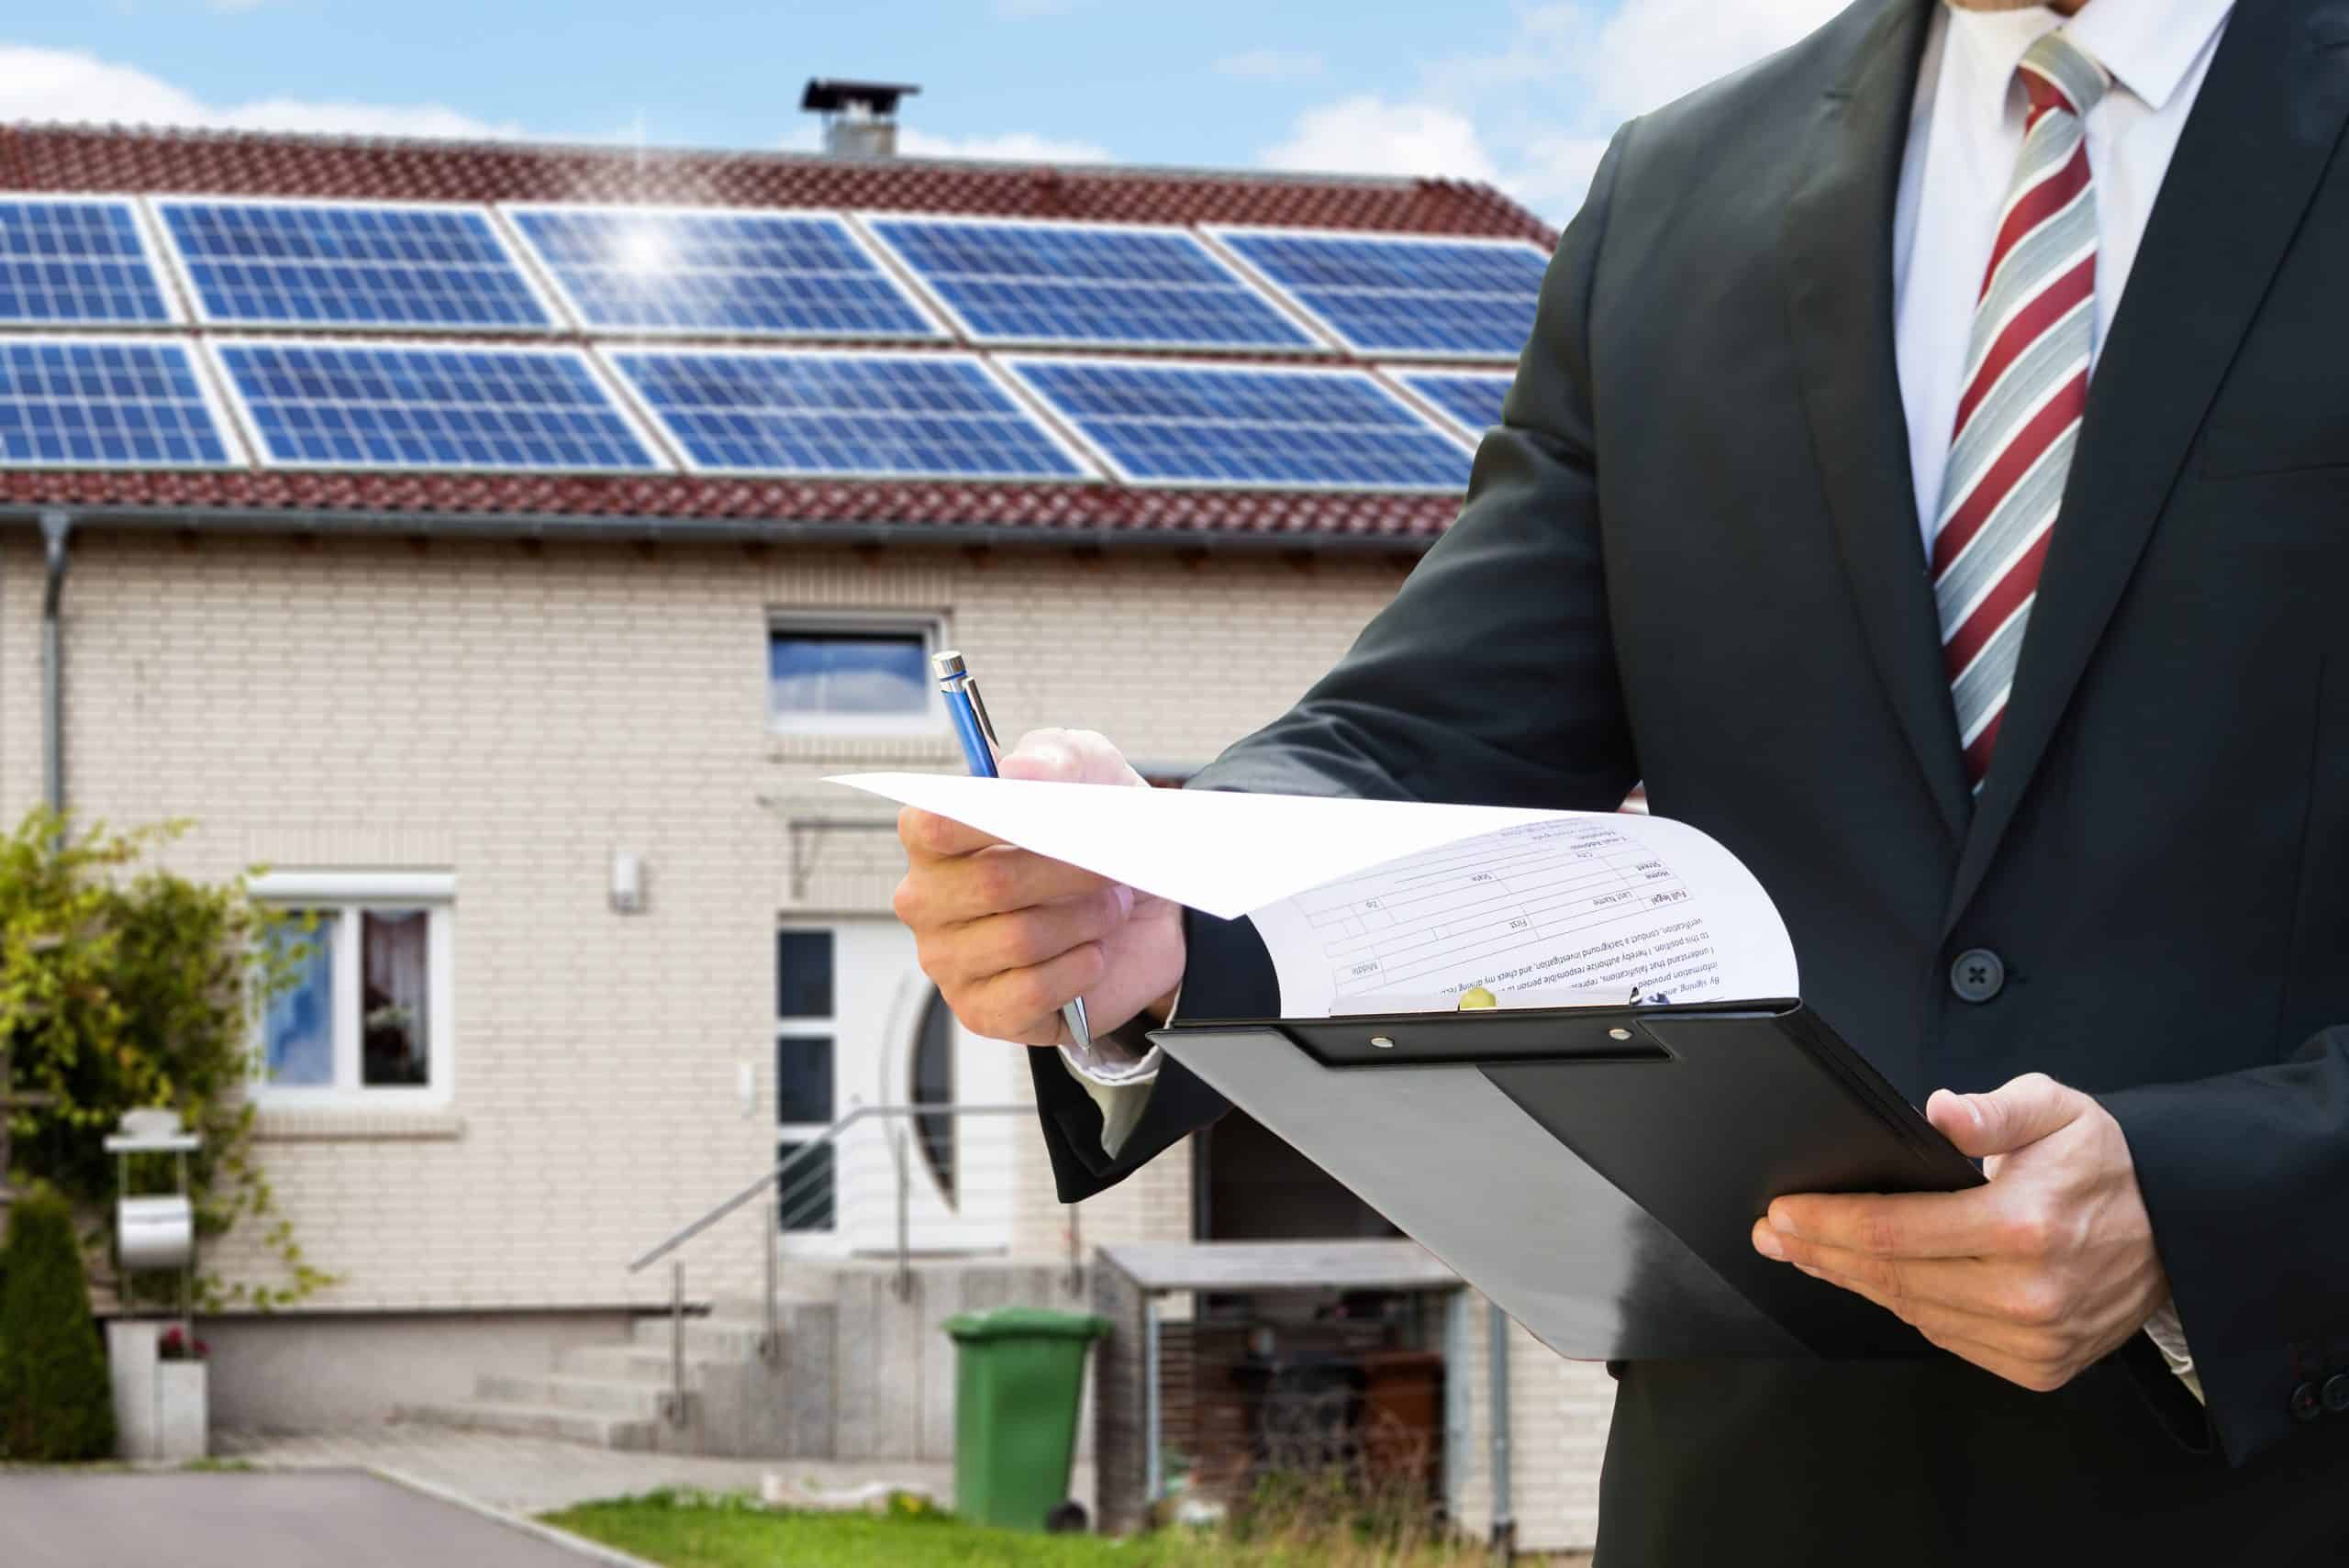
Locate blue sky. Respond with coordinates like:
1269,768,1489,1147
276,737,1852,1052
9,1,1848,221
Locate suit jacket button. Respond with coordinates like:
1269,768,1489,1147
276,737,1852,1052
2291,1381,2323,1422
2324,1374,2349,1415
1950,948,2007,1004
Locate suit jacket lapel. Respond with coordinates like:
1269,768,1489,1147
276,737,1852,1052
1780,0,1972,844
1944,0,2349,931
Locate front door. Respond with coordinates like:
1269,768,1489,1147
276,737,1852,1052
774,918,1012,1256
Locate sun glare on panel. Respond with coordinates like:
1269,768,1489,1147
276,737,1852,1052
616,226,674,275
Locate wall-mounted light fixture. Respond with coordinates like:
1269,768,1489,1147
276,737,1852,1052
610,849,646,915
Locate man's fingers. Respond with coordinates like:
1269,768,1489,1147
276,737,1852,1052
898,806,1004,861
1766,1188,2005,1260
958,940,1109,1045
1785,1259,2074,1381
947,887,1132,984
1754,1222,2055,1320
896,843,1113,929
1927,1072,2087,1160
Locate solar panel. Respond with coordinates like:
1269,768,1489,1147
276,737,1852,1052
1209,228,1550,361
502,205,944,340
0,336,239,468
0,197,180,326
861,216,1320,352
154,198,559,332
1394,369,1515,438
999,356,1471,492
601,347,1092,482
210,339,668,473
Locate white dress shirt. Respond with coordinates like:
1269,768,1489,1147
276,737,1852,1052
1067,0,2233,1392
1896,0,2235,543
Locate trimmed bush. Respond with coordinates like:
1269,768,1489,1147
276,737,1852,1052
0,1186,116,1461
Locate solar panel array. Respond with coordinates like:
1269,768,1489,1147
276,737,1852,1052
155,198,558,331
0,337,239,468
0,193,1537,484
1396,369,1516,438
0,198,178,327
1213,229,1548,360
1003,357,1472,491
213,340,664,473
504,206,942,340
862,216,1316,352
607,349,1086,481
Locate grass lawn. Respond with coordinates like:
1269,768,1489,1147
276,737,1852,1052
540,1488,1498,1568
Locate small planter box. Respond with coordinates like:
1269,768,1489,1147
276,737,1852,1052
107,1320,209,1462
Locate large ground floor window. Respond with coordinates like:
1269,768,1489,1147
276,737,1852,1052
252,872,455,1107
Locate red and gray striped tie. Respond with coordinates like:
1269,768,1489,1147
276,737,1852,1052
1934,31,2110,789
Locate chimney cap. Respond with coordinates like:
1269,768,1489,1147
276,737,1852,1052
800,79,922,117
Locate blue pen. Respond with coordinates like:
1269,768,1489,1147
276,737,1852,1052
932,651,1094,1052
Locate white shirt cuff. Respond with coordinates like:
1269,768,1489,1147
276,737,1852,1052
2143,1298,2204,1406
1056,990,1174,1159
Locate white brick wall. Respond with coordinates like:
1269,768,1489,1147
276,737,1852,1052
0,528,1410,1311
1449,1296,1619,1553
0,524,1624,1549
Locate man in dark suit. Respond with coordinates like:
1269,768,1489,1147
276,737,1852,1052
893,0,2349,1557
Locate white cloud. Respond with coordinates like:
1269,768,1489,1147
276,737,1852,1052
896,128,1112,164
1215,50,1324,83
0,44,520,139
1259,0,1849,220
1260,95,1497,183
1581,0,1850,120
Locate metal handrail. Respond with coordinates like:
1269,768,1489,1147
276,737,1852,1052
627,1100,1032,1273
629,1099,1085,1428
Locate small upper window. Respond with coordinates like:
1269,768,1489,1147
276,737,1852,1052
768,621,945,737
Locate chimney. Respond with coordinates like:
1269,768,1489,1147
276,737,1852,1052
800,79,921,160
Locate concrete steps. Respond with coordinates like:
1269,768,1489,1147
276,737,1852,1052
393,1397,660,1451
473,1372,671,1418
393,1292,836,1457
559,1344,734,1385
629,1315,767,1361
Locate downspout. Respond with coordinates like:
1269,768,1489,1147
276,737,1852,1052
39,509,71,828
1488,1300,1515,1556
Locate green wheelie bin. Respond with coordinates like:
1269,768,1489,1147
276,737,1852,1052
943,1307,1109,1532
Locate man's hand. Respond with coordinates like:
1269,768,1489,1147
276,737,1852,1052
1751,1072,2170,1392
892,728,1185,1050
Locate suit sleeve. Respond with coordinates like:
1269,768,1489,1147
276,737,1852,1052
2100,1034,2349,1466
1029,125,1649,1205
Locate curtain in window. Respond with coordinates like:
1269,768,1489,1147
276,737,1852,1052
362,909,430,1087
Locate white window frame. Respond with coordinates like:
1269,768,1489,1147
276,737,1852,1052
249,872,456,1109
766,613,950,739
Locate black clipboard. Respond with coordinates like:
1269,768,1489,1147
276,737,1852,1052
1152,999,1983,1359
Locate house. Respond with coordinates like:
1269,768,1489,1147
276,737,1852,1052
0,108,1616,1551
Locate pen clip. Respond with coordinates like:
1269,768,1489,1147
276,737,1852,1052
960,673,1003,756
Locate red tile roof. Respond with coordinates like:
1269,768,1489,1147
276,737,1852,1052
0,125,1553,240
0,124,1548,547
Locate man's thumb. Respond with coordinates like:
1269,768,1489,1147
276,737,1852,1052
1927,1073,2085,1158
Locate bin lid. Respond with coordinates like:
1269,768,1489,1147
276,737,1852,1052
942,1307,1108,1343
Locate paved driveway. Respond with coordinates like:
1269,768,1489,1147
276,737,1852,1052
2,1470,629,1568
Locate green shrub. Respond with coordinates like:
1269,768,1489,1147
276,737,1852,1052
2,807,334,1310
0,1185,116,1461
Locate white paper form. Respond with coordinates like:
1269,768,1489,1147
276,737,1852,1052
829,773,1798,1016
1245,816,1798,1018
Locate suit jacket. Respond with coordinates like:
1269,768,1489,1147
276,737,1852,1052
1031,0,2349,1558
